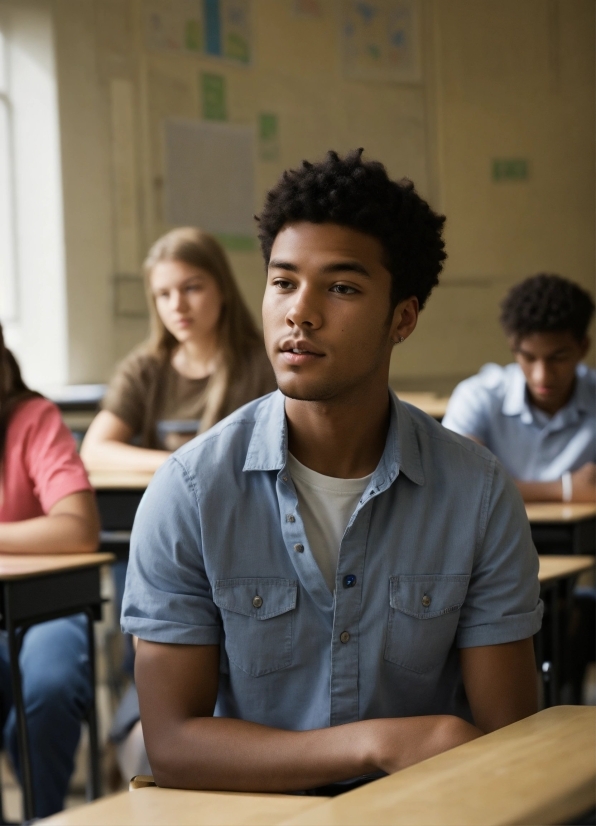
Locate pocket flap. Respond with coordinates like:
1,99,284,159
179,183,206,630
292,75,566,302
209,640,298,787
389,574,470,619
214,578,298,620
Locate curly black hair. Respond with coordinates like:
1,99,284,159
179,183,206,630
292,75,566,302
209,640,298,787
500,274,595,342
256,149,446,310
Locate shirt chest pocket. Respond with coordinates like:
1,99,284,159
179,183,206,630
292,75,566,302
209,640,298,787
213,578,298,677
384,575,470,674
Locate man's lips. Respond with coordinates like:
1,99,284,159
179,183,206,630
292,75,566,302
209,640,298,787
279,341,325,365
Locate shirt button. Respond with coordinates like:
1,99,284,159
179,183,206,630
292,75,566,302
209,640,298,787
287,514,296,523
422,594,431,608
294,543,304,553
343,575,357,588
252,596,263,609
340,631,350,644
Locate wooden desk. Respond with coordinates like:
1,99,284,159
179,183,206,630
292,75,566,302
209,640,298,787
527,502,596,556
41,788,326,826
89,470,154,490
282,706,596,826
396,392,450,420
0,552,114,821
89,472,152,560
538,554,594,584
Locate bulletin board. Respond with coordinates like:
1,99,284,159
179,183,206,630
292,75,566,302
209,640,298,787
140,0,430,263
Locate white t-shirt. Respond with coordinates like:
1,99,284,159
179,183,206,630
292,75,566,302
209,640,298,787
287,453,372,592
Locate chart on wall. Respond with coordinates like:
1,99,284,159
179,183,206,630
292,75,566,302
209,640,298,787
341,0,421,83
164,119,256,250
144,0,251,64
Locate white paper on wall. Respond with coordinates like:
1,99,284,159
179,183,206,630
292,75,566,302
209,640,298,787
164,118,255,240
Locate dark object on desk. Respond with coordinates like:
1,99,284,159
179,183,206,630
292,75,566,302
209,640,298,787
43,384,106,412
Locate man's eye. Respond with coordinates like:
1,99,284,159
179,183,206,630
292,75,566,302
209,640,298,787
273,279,293,289
331,284,357,295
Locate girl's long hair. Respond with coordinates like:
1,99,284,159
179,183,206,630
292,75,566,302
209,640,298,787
142,227,263,432
0,324,40,462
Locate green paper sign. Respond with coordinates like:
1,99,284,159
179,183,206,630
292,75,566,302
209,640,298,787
259,112,279,161
185,19,202,52
202,73,227,121
492,158,529,182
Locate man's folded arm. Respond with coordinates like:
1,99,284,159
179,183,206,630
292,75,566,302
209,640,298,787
135,639,481,793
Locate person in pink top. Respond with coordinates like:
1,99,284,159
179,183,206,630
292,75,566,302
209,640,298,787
0,324,99,817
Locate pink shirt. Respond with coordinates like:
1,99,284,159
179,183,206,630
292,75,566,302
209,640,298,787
0,397,92,523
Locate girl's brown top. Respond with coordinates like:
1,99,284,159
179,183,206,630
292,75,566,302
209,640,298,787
101,342,276,450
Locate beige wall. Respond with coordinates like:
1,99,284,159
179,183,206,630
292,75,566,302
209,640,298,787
51,0,595,388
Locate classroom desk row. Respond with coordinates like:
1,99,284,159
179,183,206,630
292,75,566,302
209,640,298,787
41,704,596,826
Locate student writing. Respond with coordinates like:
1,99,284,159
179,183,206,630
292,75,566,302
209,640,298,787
123,151,542,793
81,227,276,472
443,274,595,503
0,324,100,817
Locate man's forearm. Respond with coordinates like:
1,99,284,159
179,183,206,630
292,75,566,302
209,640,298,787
145,714,480,792
515,479,562,502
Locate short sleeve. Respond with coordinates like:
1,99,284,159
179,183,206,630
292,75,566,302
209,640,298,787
23,399,92,513
121,456,221,645
442,375,494,443
101,351,153,434
457,460,543,648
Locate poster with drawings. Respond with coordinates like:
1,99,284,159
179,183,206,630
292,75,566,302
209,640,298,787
143,0,251,65
341,0,421,83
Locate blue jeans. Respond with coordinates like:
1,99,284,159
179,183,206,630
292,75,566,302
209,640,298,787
0,615,92,818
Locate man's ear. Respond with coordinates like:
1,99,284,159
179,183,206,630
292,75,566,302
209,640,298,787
578,336,591,360
390,296,419,345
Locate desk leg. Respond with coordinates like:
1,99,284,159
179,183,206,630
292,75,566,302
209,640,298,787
6,611,35,821
84,608,101,800
550,584,561,705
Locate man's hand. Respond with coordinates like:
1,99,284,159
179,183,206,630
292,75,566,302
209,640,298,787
362,715,481,775
136,640,483,793
571,462,596,503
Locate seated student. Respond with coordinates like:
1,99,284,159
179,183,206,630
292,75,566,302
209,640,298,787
122,150,541,794
81,227,276,472
0,325,100,817
442,274,595,503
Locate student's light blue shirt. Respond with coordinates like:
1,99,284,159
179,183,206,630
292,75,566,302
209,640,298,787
443,363,596,481
122,390,542,729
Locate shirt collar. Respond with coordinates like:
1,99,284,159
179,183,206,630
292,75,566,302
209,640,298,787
243,388,425,487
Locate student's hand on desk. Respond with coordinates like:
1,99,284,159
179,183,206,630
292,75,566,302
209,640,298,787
364,715,481,775
571,462,596,502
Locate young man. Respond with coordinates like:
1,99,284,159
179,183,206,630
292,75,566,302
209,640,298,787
122,150,541,793
443,274,595,503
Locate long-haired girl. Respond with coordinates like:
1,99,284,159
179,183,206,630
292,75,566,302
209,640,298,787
82,227,275,471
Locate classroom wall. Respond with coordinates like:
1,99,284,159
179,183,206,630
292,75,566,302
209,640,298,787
13,0,596,388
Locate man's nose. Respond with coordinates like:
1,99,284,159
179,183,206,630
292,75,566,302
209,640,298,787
531,360,550,385
285,287,322,329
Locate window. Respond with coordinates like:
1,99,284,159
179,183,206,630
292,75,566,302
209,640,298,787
0,13,18,322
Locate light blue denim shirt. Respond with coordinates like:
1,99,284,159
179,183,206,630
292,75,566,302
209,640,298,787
443,363,596,481
122,390,542,728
